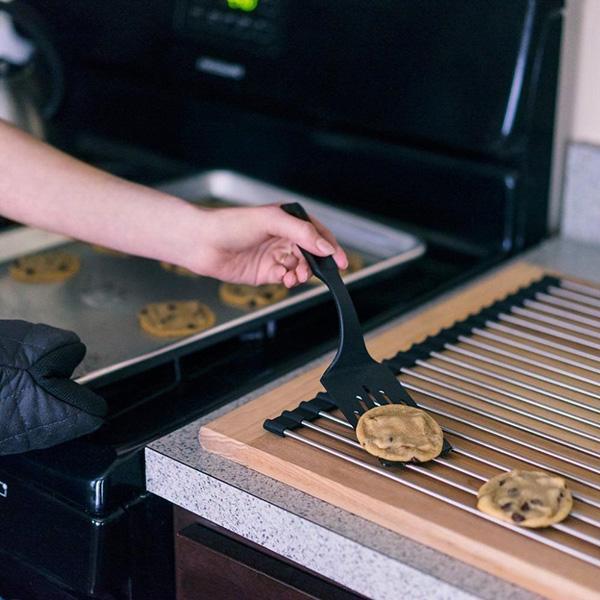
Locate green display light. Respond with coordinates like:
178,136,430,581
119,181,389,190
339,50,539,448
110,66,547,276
227,0,259,12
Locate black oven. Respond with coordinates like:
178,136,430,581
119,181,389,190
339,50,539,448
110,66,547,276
0,1,563,598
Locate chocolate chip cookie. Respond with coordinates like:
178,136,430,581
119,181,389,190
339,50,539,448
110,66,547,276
9,251,80,283
356,404,444,463
138,300,216,337
218,283,288,310
477,470,573,528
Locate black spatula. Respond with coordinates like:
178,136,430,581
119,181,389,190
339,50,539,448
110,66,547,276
282,203,451,455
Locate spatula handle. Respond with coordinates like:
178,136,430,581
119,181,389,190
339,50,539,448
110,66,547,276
280,203,339,279
281,203,371,370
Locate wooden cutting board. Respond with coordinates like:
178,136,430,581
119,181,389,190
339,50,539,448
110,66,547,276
199,262,600,600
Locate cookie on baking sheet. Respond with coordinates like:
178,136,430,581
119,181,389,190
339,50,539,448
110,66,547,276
477,470,573,528
308,251,364,285
9,251,80,283
218,283,288,310
356,404,443,463
138,300,216,337
91,245,128,257
159,261,199,278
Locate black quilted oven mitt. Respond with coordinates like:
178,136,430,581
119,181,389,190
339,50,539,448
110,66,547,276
0,320,107,455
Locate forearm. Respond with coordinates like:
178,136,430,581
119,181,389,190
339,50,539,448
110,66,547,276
0,120,344,286
0,120,203,265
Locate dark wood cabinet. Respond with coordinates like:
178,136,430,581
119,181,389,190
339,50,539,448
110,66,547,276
174,507,364,600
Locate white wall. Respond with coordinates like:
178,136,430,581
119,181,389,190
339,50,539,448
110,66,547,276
569,0,600,143
554,0,600,241
549,0,586,231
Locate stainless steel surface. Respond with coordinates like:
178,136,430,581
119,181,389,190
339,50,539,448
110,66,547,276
561,279,600,299
511,306,600,340
401,380,598,459
471,328,600,376
440,345,600,401
442,440,600,497
548,285,600,309
0,171,424,383
523,298,600,328
404,362,600,426
429,347,598,408
417,400,599,475
535,292,600,319
403,369,600,442
458,336,600,388
498,314,600,351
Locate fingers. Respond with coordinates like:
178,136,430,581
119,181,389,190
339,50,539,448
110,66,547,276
276,251,299,271
271,214,344,286
264,263,299,288
282,269,298,288
295,258,311,283
280,256,312,288
308,214,348,270
256,240,306,288
264,253,309,288
253,206,349,287
266,208,338,259
265,263,287,284
290,246,310,283
275,248,308,287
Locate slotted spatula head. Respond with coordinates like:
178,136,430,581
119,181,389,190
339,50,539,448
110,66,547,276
322,357,418,427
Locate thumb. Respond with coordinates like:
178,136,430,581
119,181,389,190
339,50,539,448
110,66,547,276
266,210,336,256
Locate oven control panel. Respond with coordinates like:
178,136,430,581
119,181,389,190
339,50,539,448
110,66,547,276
175,0,285,54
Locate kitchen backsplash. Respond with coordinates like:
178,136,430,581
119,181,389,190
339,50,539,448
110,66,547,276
561,142,600,245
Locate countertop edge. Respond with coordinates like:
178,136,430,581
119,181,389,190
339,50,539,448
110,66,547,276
146,446,477,600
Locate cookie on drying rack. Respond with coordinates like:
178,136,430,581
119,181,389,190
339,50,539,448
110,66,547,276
138,300,216,337
219,283,288,310
355,404,444,463
477,470,573,528
9,251,80,283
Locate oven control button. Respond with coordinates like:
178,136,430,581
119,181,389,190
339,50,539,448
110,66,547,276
175,0,284,54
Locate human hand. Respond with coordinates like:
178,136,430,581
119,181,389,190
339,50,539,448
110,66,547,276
0,121,344,286
186,204,348,287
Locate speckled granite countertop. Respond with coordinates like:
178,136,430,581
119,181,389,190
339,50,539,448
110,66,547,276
146,237,600,600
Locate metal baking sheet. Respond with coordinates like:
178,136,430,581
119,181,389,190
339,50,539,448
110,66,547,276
0,171,425,384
